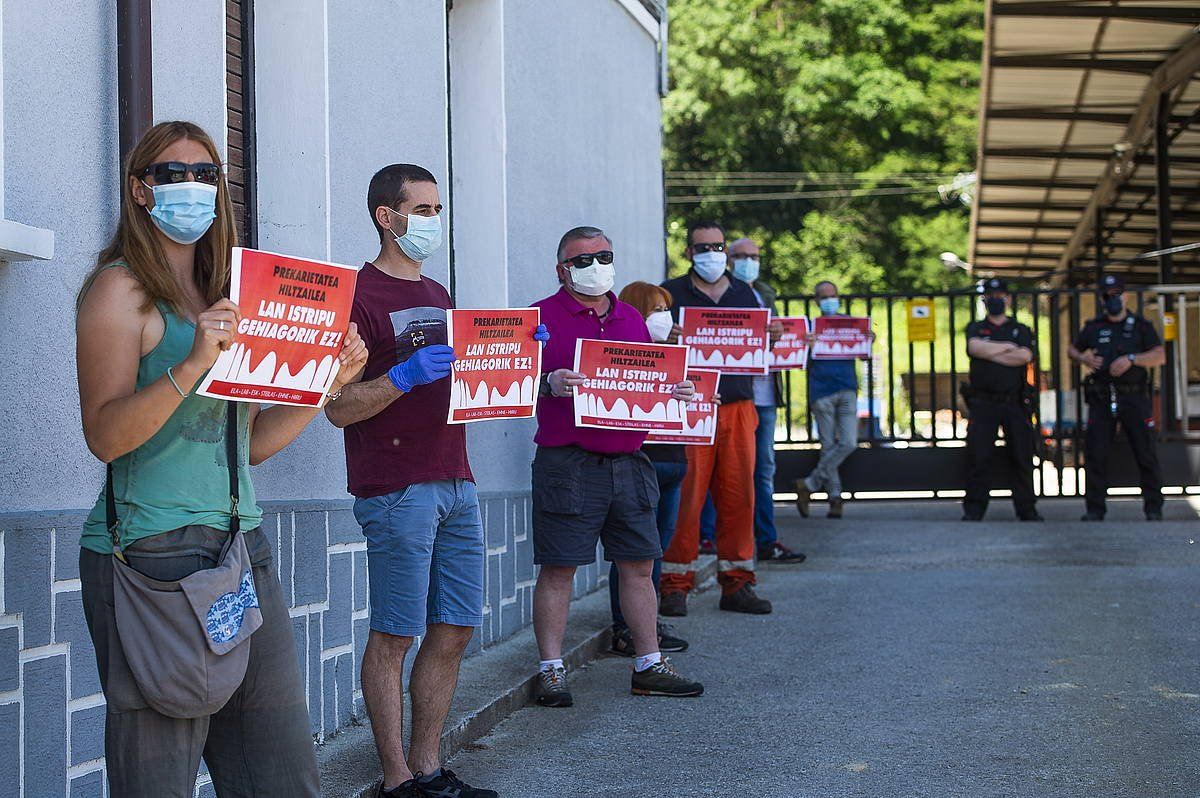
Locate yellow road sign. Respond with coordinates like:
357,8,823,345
907,298,935,342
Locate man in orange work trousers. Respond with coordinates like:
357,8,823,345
658,220,774,617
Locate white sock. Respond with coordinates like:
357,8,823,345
539,658,564,673
634,651,662,672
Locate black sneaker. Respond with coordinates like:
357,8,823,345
718,584,772,614
659,590,688,617
416,769,498,798
535,666,572,707
1018,512,1045,522
657,622,689,653
610,625,635,657
961,512,983,521
378,779,422,798
1146,510,1164,521
630,658,703,697
1080,511,1104,522
757,541,807,564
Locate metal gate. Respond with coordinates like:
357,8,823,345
771,286,1200,500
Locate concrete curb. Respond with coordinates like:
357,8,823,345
319,556,718,798
441,554,719,761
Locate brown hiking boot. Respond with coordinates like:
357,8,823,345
793,480,811,517
828,498,844,518
718,584,773,614
659,590,688,617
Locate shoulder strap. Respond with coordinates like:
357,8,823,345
105,401,240,552
226,402,241,534
106,464,121,556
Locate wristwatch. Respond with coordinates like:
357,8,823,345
1127,353,1137,363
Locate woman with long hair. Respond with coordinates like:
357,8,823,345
75,120,366,796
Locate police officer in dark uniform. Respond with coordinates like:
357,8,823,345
962,278,1041,521
1068,274,1166,521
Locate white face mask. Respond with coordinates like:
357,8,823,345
692,250,727,283
390,210,443,262
569,261,616,296
646,310,674,342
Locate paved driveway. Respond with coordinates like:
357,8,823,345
450,498,1200,797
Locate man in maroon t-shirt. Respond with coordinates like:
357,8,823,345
325,165,494,798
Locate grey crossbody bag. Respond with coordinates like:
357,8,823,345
106,402,262,718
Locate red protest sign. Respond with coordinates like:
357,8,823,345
645,368,720,445
572,339,689,431
679,307,770,375
198,247,358,406
446,308,542,424
811,316,873,360
769,316,810,371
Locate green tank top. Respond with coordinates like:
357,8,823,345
81,276,262,553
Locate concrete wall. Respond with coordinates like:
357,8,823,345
0,1,663,795
0,1,118,515
249,0,453,502
460,0,667,493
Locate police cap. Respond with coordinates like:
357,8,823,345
982,277,1007,293
1099,274,1125,292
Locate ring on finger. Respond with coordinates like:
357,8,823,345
218,321,227,331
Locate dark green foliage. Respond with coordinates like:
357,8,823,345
664,0,982,294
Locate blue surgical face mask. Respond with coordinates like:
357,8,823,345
143,181,217,244
1104,294,1124,316
390,210,443,262
818,297,840,316
732,256,760,283
692,250,727,283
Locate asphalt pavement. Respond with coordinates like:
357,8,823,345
448,497,1200,798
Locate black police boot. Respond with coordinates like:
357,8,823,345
1145,510,1163,521
1018,511,1044,522
1080,511,1104,522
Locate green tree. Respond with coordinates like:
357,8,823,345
663,0,982,294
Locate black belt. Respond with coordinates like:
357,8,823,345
972,389,1022,404
1090,383,1148,396
556,444,639,463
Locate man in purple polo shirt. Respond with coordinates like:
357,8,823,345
529,226,704,707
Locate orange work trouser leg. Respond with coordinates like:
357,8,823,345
660,427,718,595
710,400,758,594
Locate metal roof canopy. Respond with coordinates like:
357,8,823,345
969,0,1200,286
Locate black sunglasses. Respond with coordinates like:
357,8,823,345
691,242,725,253
141,161,222,186
560,250,614,268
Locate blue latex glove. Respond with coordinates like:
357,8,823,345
387,344,456,393
533,323,550,344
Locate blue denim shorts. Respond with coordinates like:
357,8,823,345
353,479,484,637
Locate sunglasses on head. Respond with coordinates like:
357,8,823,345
560,250,614,268
691,242,725,254
140,161,222,186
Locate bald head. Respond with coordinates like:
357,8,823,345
729,238,759,258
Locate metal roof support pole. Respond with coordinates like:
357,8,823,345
1154,90,1177,433
1155,92,1175,285
1094,204,1105,298
116,0,153,166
